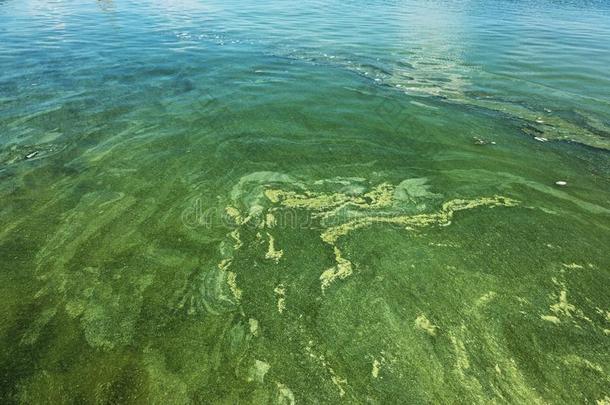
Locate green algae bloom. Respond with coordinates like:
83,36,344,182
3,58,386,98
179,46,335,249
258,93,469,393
2,0,610,402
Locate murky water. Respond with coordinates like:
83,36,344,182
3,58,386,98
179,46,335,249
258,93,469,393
1,0,609,403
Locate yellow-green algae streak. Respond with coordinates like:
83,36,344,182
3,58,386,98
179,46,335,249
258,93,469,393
265,181,517,291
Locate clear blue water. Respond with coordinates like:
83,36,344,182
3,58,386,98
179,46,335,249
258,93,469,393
2,0,610,149
1,0,609,403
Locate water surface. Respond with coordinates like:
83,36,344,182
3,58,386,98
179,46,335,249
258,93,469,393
1,0,609,403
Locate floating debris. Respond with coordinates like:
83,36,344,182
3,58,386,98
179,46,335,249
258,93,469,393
555,181,567,187
534,136,548,142
25,151,38,159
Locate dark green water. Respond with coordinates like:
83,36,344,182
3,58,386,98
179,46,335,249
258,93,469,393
1,0,609,403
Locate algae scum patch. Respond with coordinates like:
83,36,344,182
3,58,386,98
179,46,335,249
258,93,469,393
259,175,517,292
3,168,610,403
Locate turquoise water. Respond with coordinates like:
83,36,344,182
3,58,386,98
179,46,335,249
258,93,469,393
1,0,609,403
